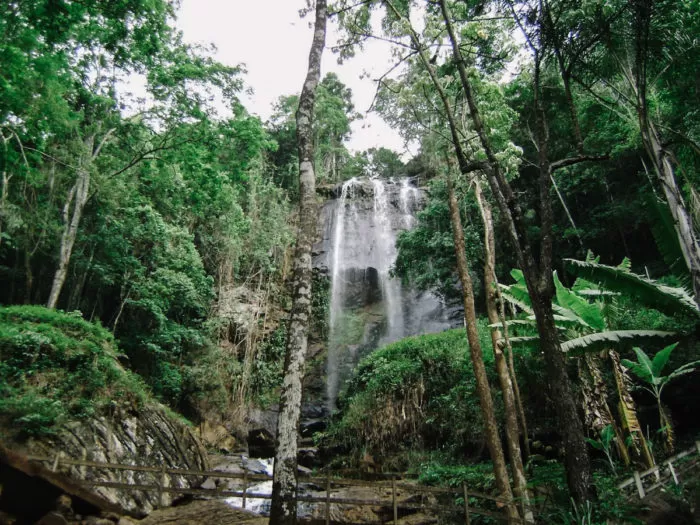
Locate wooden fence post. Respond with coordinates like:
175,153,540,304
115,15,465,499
158,464,167,508
80,448,87,480
325,472,331,525
242,469,248,509
667,461,679,485
53,453,62,472
633,470,645,499
462,482,470,525
392,476,398,525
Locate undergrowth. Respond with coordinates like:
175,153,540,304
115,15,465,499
0,305,151,439
320,324,503,463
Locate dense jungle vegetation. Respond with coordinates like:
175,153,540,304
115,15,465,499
1,0,700,523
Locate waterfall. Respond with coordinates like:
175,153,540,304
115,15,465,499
324,176,454,410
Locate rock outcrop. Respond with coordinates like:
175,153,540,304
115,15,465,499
1,404,208,518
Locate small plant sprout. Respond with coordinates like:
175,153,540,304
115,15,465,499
586,424,617,472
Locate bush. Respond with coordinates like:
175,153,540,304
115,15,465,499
0,305,150,439
322,324,502,463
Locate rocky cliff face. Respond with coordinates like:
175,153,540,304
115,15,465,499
5,404,208,518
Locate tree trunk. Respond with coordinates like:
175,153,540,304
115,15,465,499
529,293,591,500
579,354,630,466
474,179,533,522
643,121,700,305
47,165,89,309
269,2,327,524
438,0,592,502
447,175,519,523
497,288,531,459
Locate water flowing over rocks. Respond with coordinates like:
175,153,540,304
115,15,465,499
313,176,459,410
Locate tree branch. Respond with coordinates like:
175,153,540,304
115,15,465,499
551,154,609,171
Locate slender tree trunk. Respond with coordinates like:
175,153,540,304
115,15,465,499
68,244,94,310
657,398,675,453
630,0,700,305
47,167,89,309
496,283,531,459
24,247,33,304
474,178,533,523
447,175,519,523
269,2,327,524
643,121,700,304
0,134,10,251
438,0,591,502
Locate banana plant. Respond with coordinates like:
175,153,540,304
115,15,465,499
498,264,679,355
622,343,700,453
496,255,699,466
586,424,618,472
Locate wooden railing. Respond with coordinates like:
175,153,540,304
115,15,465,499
617,441,700,499
27,454,528,524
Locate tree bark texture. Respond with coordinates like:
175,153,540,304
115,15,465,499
578,354,630,466
474,179,533,522
269,2,327,524
447,176,518,523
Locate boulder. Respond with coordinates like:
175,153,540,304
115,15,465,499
194,420,237,453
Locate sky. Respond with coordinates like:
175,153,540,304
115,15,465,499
176,0,415,157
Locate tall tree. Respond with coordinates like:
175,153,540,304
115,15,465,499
270,1,327,523
437,0,593,500
445,171,519,522
628,0,700,304
473,177,533,521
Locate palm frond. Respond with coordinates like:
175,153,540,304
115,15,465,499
564,258,699,318
499,286,534,314
647,193,691,282
561,330,676,354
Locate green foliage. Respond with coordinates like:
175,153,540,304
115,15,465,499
501,257,697,356
0,306,150,439
251,325,288,405
266,73,360,187
417,461,497,493
564,258,699,319
311,271,331,341
324,325,499,461
623,343,700,401
0,1,295,420
394,177,483,300
586,424,617,472
560,330,676,354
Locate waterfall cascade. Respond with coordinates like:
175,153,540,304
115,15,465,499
317,176,456,410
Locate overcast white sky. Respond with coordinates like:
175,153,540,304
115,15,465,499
176,0,414,156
